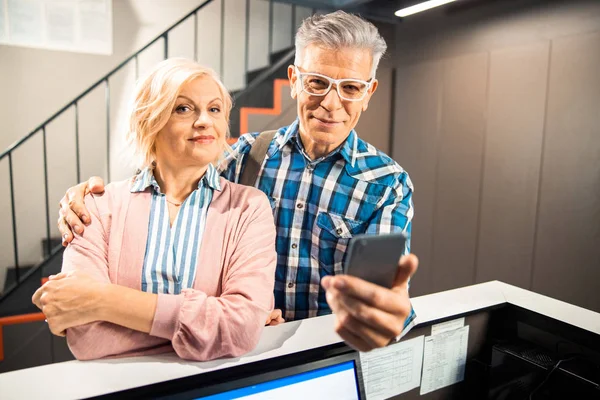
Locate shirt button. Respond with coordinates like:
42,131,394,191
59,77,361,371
297,203,304,209
288,282,294,288
291,243,298,249
307,164,314,171
336,228,343,235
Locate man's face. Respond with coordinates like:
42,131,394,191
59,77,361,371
289,44,378,158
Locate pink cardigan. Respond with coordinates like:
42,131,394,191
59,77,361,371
62,177,277,361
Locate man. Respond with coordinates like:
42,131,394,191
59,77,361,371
58,11,418,352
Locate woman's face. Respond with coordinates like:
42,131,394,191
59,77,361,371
154,76,228,168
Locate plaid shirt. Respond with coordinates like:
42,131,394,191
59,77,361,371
221,119,416,330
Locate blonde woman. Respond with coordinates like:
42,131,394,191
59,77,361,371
32,58,277,361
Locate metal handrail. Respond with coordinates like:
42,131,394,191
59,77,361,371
0,0,303,305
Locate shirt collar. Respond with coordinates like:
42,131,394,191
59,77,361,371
130,163,222,193
271,118,358,167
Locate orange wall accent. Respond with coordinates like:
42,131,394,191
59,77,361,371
0,313,46,361
239,79,291,135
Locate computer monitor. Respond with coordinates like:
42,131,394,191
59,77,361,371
197,358,361,399
146,351,366,400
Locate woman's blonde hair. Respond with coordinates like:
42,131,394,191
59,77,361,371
127,58,233,168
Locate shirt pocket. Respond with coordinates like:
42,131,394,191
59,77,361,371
311,212,367,275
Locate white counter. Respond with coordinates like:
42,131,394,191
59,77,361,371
1,281,598,399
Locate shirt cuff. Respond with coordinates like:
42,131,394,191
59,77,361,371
150,293,184,340
393,305,417,343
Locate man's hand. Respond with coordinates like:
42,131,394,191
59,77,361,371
58,176,105,245
265,309,285,326
32,271,106,336
321,254,418,352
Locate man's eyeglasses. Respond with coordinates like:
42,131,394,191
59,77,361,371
294,66,373,102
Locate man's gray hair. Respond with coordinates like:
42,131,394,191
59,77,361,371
294,10,387,79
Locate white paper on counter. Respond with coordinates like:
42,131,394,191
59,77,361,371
420,325,469,395
360,335,425,400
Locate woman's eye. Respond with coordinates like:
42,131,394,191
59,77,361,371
210,107,221,113
176,105,191,113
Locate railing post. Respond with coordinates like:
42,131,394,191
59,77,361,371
105,79,111,182
244,0,250,82
220,0,225,79
291,4,296,47
163,32,169,60
8,153,19,281
74,102,81,183
42,127,51,257
194,12,198,62
268,0,273,55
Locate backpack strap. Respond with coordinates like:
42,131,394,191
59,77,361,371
238,130,277,187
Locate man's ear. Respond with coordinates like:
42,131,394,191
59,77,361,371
362,79,378,112
288,65,298,99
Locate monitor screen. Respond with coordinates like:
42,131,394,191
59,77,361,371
196,359,360,400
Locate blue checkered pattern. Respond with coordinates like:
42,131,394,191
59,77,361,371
221,119,416,329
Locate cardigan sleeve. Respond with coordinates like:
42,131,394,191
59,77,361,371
62,192,167,360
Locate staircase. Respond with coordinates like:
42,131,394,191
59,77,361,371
0,0,323,373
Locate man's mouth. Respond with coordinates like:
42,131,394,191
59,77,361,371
313,116,342,126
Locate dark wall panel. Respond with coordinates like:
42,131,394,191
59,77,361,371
476,43,550,288
532,31,600,311
431,53,489,293
393,61,443,297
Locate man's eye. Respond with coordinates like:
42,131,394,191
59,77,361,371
343,85,360,93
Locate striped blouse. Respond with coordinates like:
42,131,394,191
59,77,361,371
130,164,221,295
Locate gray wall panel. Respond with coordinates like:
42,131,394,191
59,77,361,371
393,61,443,297
476,43,550,287
532,31,600,311
431,53,489,293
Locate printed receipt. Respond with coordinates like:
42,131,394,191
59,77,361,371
360,335,425,400
420,325,470,395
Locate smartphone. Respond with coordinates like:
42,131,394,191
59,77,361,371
343,232,407,288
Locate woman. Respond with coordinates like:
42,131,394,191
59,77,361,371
32,58,277,361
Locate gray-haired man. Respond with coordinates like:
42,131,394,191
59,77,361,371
59,11,418,352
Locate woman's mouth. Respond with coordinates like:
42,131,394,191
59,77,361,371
189,135,215,144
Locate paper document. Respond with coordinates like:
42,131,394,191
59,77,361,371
360,335,424,400
431,317,465,335
420,325,469,395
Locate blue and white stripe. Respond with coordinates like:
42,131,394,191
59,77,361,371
131,164,221,295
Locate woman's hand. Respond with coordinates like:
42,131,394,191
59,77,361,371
32,271,107,336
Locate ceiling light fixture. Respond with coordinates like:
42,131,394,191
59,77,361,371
395,0,458,17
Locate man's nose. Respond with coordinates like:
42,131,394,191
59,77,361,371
319,85,343,111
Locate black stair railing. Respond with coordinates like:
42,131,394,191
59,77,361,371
0,0,315,304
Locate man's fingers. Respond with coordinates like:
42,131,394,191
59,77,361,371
324,275,408,314
332,290,403,338
393,254,419,289
335,311,390,350
57,213,73,246
62,207,85,236
88,176,105,195
336,325,374,353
